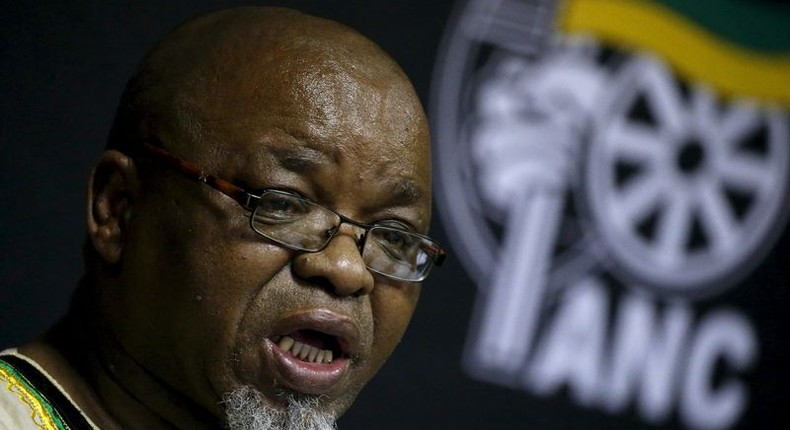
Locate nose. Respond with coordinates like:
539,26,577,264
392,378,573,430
292,225,375,297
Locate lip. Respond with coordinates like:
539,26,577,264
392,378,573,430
264,309,361,395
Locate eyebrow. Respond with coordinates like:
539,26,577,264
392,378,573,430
268,144,425,207
269,146,331,173
388,178,424,207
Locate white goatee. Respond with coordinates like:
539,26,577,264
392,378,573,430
223,386,337,430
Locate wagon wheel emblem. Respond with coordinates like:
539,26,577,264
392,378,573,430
585,54,789,296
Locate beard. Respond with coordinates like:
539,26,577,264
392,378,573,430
222,386,337,430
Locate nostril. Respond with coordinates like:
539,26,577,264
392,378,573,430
300,275,370,298
291,238,375,297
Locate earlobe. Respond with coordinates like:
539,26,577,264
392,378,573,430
87,150,140,265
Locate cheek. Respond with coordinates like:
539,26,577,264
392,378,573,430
165,243,296,413
120,196,293,407
177,240,292,361
368,284,420,365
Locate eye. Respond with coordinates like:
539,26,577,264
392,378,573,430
379,228,412,247
254,191,312,223
370,226,421,262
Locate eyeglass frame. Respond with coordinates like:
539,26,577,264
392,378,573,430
134,141,446,282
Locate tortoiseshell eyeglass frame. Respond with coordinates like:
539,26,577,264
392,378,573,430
136,141,446,280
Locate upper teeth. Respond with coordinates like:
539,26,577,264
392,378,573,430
277,336,334,364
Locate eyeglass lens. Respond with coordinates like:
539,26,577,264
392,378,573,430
250,190,438,281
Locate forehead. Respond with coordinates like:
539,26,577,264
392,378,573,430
170,30,424,143
162,40,431,221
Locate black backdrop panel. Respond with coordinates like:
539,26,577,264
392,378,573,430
1,2,787,429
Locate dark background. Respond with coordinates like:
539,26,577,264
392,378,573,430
1,2,786,429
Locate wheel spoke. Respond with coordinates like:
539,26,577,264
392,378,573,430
603,118,668,166
718,154,773,193
655,192,691,267
691,85,718,131
696,180,738,254
718,100,760,149
635,56,686,137
615,173,664,228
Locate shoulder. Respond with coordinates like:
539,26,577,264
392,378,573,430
0,349,67,429
0,349,97,430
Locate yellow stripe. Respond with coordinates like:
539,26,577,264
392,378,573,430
560,0,790,106
0,366,60,430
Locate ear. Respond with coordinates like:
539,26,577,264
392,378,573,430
87,150,141,265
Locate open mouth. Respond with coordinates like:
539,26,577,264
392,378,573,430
272,330,344,364
262,309,361,395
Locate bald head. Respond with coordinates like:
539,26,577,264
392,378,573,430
107,6,425,158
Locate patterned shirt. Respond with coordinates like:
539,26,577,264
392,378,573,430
0,350,97,429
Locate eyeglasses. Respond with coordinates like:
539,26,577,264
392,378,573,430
138,142,446,282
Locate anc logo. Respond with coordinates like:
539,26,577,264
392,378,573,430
432,0,789,429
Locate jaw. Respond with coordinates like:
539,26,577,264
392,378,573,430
218,303,375,419
223,385,339,430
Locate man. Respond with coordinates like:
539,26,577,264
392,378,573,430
0,6,444,429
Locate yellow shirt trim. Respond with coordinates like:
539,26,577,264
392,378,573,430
0,362,62,429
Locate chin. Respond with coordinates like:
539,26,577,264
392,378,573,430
223,386,340,430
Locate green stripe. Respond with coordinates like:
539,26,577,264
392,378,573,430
653,0,790,52
0,359,68,430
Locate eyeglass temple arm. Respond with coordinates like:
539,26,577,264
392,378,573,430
141,142,254,207
422,242,446,266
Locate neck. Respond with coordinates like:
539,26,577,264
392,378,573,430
45,286,224,430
